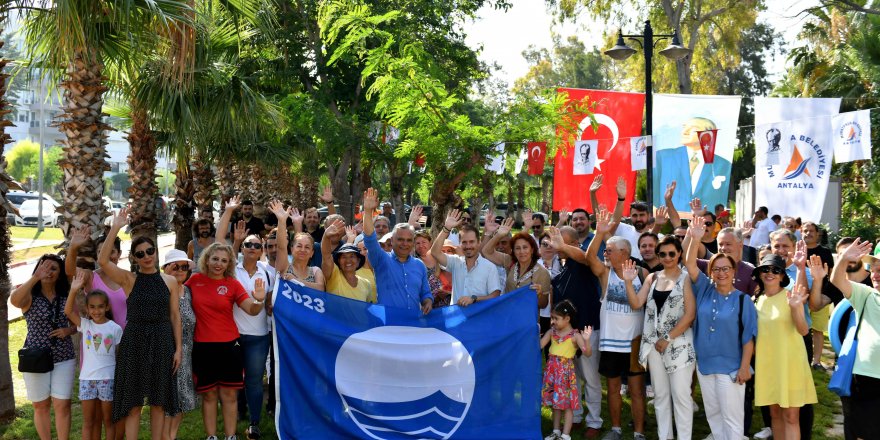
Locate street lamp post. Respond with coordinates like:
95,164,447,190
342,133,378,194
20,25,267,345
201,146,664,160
603,19,690,211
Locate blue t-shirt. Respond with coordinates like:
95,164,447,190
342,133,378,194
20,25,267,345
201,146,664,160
692,272,758,375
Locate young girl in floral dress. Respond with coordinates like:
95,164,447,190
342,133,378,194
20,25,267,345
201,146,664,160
541,300,592,440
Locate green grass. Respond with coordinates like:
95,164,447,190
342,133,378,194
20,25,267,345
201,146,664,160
1,318,840,439
10,226,65,241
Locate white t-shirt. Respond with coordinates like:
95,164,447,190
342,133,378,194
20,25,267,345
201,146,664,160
612,222,644,259
599,269,643,353
537,256,562,318
751,218,777,247
259,261,277,332
233,263,271,336
444,255,502,303
78,319,123,380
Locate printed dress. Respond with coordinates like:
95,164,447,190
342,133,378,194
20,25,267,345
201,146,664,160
175,286,198,413
541,330,581,410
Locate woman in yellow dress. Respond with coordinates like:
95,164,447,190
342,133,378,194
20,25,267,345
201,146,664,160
752,254,817,440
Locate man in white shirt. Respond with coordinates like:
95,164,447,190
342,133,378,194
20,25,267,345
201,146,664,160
431,209,502,306
747,207,778,247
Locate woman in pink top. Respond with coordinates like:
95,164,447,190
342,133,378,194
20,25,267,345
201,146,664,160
66,225,127,329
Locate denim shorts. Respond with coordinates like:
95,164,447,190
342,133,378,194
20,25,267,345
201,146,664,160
79,379,114,401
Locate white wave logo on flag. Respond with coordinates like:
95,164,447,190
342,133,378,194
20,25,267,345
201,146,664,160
335,327,476,440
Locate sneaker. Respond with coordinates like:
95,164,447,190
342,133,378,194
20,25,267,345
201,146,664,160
601,430,623,440
754,427,773,439
545,430,561,440
585,427,602,439
225,436,237,440
811,362,825,371
646,384,654,398
560,435,572,440
634,433,647,440
246,424,261,440
206,437,218,440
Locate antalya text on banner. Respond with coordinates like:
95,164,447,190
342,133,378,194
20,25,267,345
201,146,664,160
651,94,741,210
272,279,542,440
831,109,872,163
754,97,841,221
553,88,645,213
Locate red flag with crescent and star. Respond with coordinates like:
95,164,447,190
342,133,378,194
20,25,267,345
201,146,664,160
527,142,547,175
553,89,645,214
697,129,718,164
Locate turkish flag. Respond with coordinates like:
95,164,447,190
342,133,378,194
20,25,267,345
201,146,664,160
698,129,718,164
527,142,547,175
553,89,645,214
414,153,426,167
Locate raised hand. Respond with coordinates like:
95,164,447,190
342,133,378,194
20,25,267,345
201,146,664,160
362,188,379,212
839,238,873,263
268,200,288,219
70,224,90,249
234,220,248,241
498,217,515,236
319,186,334,204
112,207,129,229
522,209,534,232
792,240,808,269
444,209,463,230
595,208,613,235
664,181,677,201
787,284,809,308
687,221,706,241
408,205,423,225
225,195,242,212
288,207,303,225
557,209,569,225
483,211,498,234
615,176,626,199
807,255,828,280
689,197,703,218
253,277,266,301
70,268,87,293
344,225,357,242
582,325,593,340
325,219,345,239
621,259,639,281
741,220,755,237
654,206,669,226
590,174,604,193
34,260,53,280
547,226,565,250
354,220,364,234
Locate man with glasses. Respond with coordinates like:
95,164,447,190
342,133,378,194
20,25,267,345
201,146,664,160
591,175,647,259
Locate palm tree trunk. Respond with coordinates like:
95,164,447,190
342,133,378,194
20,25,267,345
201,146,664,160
301,173,319,211
0,40,20,422
250,164,269,217
173,161,195,251
57,50,111,257
291,174,302,209
191,153,216,211
231,162,253,202
218,161,236,203
126,107,159,244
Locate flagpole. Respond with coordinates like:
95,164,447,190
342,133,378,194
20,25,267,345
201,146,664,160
604,20,690,213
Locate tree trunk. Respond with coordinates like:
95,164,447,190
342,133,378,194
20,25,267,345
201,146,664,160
172,161,195,251
516,176,525,223
217,161,236,204
125,107,159,245
291,174,302,209
301,173,319,211
388,160,405,226
429,175,466,236
0,39,20,422
57,50,111,258
541,175,552,214
231,162,252,203
250,164,269,217
191,153,216,211
327,145,359,223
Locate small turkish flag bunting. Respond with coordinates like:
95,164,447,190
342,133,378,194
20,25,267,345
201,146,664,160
697,129,718,164
527,142,547,175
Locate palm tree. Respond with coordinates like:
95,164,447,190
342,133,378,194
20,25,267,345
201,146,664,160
21,0,190,258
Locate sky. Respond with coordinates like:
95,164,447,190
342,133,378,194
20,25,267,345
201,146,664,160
462,0,821,89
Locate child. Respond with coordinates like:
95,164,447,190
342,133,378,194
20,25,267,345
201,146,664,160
64,269,123,440
541,300,592,440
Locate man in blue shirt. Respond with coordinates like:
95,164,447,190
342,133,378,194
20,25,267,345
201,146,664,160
362,188,433,315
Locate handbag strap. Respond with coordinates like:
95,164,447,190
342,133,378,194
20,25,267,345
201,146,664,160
738,293,745,344
853,294,870,340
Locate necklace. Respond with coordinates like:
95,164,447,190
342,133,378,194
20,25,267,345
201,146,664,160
513,262,539,287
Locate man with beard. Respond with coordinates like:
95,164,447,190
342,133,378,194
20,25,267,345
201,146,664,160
233,200,265,238
431,209,501,306
187,218,215,271
302,208,325,243
802,221,835,369
637,232,663,273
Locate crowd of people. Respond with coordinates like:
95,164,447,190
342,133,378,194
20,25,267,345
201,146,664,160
10,179,880,440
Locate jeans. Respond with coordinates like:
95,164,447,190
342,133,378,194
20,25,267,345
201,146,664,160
237,333,270,425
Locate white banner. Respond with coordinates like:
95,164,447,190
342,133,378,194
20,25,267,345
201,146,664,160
754,97,841,221
831,109,872,163
652,94,741,210
514,145,528,174
630,136,649,171
485,142,505,174
755,121,792,167
573,139,598,175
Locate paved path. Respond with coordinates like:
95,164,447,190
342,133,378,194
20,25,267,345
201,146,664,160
6,233,178,322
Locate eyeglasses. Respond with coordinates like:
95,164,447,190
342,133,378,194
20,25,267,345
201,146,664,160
759,266,784,275
704,221,713,227
169,263,190,272
242,242,262,250
658,251,678,258
461,217,472,222
133,247,156,259
711,266,732,274
540,242,551,248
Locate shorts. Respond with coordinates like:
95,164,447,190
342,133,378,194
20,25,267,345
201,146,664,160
810,304,831,333
193,340,244,393
598,338,645,378
23,359,76,402
79,379,114,401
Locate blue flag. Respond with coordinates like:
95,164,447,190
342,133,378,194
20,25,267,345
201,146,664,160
272,280,542,439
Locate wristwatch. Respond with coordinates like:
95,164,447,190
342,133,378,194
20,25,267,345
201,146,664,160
662,333,671,342
253,299,264,305
470,295,478,303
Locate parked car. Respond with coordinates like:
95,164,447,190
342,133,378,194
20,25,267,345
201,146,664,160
317,204,340,221
15,199,61,227
479,203,522,226
7,191,60,224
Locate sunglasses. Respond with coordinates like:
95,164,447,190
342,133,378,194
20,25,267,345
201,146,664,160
242,242,262,250
658,251,678,258
711,266,732,274
169,263,190,272
704,221,713,227
461,217,472,222
759,266,784,275
133,247,156,259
